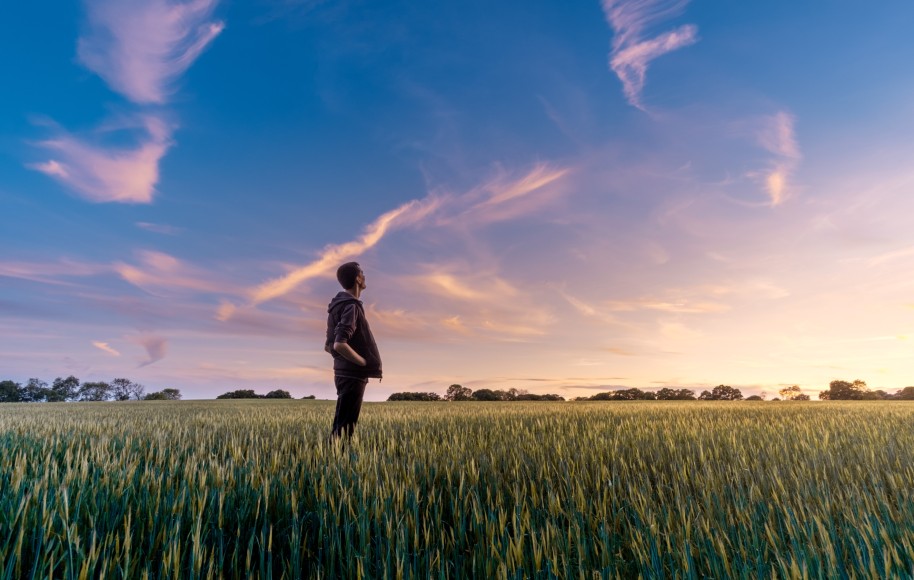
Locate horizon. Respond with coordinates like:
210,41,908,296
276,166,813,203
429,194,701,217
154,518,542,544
4,1,914,401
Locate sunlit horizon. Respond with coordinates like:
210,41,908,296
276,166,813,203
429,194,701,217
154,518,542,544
3,1,914,401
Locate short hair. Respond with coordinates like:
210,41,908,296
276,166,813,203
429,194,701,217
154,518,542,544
337,262,362,289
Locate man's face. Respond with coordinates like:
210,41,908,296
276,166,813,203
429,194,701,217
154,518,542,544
357,269,366,290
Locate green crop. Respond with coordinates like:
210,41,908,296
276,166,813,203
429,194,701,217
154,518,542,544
1,400,913,578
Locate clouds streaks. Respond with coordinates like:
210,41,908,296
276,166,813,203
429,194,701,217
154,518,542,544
601,0,698,109
756,111,801,205
236,162,571,311
30,116,172,204
78,0,224,104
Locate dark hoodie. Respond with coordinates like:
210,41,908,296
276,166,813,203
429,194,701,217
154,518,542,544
326,291,382,379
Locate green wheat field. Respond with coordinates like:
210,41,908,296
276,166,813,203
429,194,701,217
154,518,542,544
2,400,913,578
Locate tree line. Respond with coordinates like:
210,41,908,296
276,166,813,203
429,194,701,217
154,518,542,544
388,385,565,402
0,376,181,402
387,381,914,402
215,389,315,399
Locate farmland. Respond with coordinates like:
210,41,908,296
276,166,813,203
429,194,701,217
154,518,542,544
2,400,913,578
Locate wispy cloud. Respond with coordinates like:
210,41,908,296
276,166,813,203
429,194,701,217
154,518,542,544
453,163,572,225
601,0,698,110
0,258,108,285
29,115,172,204
134,334,168,367
245,196,443,308
115,249,230,294
755,111,801,205
136,222,183,235
91,341,121,356
78,0,224,104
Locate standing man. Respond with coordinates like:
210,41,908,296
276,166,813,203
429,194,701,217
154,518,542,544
325,262,382,439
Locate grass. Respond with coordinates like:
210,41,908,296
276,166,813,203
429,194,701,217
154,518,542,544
1,400,913,578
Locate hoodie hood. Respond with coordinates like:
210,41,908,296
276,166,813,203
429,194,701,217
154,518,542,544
328,291,361,313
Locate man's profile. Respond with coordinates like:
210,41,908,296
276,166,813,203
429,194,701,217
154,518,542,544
325,262,382,439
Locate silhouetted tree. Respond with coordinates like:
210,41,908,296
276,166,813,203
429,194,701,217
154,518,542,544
819,379,868,400
445,384,473,401
301,394,316,400
779,385,805,401
216,389,261,399
896,387,914,400
20,378,50,402
472,388,500,401
655,388,696,400
0,380,22,403
144,388,182,401
387,392,442,401
111,378,144,401
48,376,80,402
265,389,292,399
516,393,565,401
745,395,764,401
613,388,656,400
79,381,112,401
699,385,743,401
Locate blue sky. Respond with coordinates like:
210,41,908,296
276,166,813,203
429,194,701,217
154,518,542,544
3,0,914,400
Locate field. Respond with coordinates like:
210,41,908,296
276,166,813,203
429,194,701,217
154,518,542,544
2,400,913,578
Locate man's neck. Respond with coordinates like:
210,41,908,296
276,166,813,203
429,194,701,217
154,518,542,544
345,287,362,300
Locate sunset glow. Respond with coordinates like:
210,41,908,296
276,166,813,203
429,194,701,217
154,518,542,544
3,1,914,400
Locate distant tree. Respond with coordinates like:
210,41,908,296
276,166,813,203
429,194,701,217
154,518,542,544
612,388,656,401
779,385,806,401
819,379,868,400
699,385,743,401
48,376,81,402
110,378,144,401
589,392,615,401
516,393,565,401
793,394,810,401
216,389,261,399
471,388,500,401
144,388,182,401
655,388,696,400
507,388,527,400
265,389,292,399
745,395,764,401
301,394,316,400
21,378,50,402
0,380,22,403
445,384,473,401
387,392,442,401
79,381,112,402
863,389,889,400
896,387,914,400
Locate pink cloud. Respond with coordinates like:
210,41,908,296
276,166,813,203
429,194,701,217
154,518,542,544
0,258,108,285
78,0,224,104
29,115,172,204
133,334,168,367
454,163,572,225
136,222,183,235
243,195,444,308
114,249,232,294
601,0,698,110
755,111,801,205
92,341,121,356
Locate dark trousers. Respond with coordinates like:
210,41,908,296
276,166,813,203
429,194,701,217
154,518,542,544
331,376,367,439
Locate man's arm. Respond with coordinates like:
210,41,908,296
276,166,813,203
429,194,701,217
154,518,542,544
333,342,366,366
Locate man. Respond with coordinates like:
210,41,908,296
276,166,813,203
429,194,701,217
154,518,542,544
325,262,382,439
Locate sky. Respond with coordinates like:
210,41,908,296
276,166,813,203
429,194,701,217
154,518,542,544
3,0,914,401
